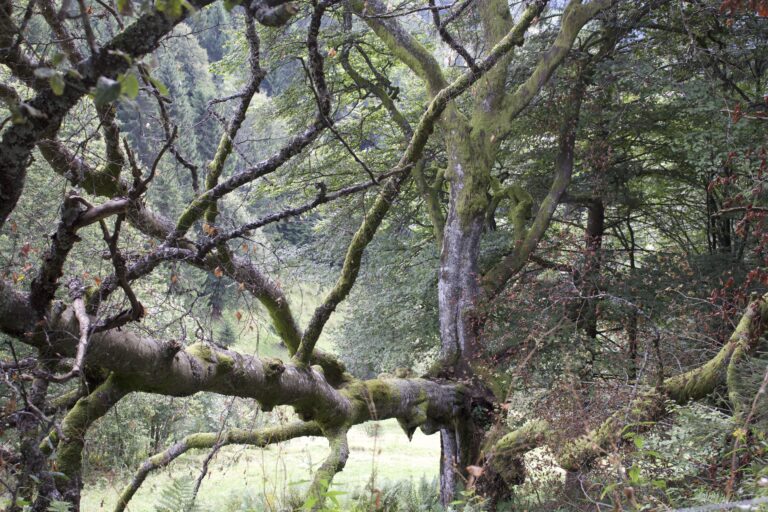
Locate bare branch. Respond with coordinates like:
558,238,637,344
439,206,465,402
114,422,322,512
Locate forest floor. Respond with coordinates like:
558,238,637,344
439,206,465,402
81,419,440,511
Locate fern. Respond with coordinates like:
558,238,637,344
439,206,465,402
46,501,72,512
154,476,202,512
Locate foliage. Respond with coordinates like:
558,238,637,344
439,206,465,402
2,0,768,510
153,476,202,512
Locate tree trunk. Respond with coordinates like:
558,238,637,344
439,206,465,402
438,189,485,374
580,199,604,339
436,128,496,504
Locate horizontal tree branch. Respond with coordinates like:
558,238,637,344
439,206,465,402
115,421,322,512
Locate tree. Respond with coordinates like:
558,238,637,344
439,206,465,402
1,0,768,510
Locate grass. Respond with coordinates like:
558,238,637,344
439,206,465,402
81,419,440,511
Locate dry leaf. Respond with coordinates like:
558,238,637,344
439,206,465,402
466,465,484,478
214,266,224,278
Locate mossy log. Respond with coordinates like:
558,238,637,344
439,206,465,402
486,293,768,483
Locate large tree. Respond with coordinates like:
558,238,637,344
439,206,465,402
1,0,767,510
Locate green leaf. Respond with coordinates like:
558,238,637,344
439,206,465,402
47,500,72,512
628,465,641,484
301,496,317,510
93,77,121,108
148,75,170,96
51,53,66,66
107,49,133,64
49,73,65,95
120,73,139,99
600,482,619,499
155,0,185,17
117,0,133,15
633,435,644,450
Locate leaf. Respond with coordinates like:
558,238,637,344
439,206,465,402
327,48,337,58
51,53,66,66
19,103,46,120
202,223,217,236
107,49,132,64
466,465,484,477
155,0,185,18
93,77,121,108
600,482,619,499
148,75,169,96
34,67,56,79
49,73,65,95
223,0,241,11
628,465,641,484
234,311,242,321
120,72,139,99
117,0,133,15
301,496,317,510
633,435,644,450
213,267,224,278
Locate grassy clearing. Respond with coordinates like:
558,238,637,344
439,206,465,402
81,419,440,511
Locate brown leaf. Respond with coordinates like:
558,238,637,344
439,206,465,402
235,311,242,321
204,223,219,236
213,266,224,278
466,465,484,478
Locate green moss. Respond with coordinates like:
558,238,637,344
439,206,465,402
365,379,400,406
557,390,664,471
56,375,128,487
185,432,218,449
216,352,235,375
494,419,548,454
186,342,214,362
263,357,285,380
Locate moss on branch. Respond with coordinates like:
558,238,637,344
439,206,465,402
486,293,768,482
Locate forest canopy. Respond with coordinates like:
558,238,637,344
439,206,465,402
1,0,768,510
